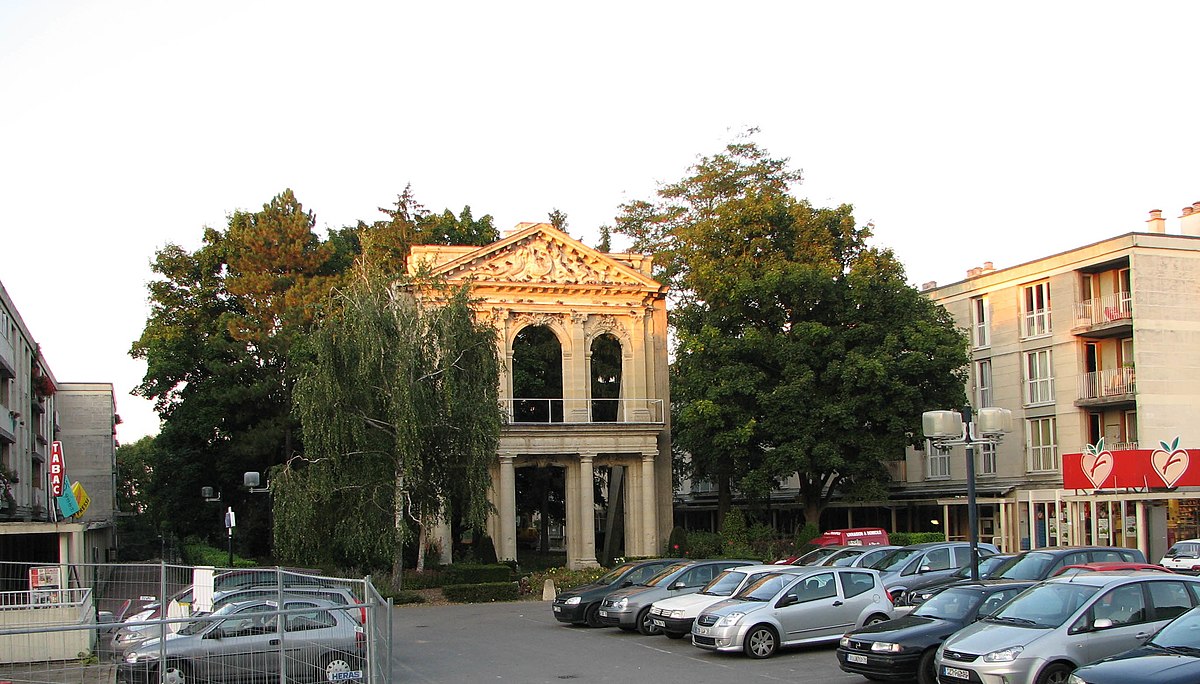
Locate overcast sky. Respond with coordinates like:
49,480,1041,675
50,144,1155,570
2,1,1198,445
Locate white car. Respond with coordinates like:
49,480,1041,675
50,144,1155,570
648,564,806,638
1160,538,1200,572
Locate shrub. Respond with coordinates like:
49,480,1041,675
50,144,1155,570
889,532,945,546
747,523,775,544
180,539,256,568
687,531,723,559
794,522,821,548
719,509,749,549
442,563,512,584
399,568,445,589
523,566,608,596
387,590,426,605
442,581,519,603
666,526,689,556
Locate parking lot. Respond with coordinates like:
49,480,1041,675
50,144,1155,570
392,599,869,684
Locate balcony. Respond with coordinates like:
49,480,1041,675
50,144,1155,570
1075,367,1136,407
502,398,664,424
1081,441,1138,452
1073,291,1132,338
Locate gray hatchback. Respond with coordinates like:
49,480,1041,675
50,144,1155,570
598,559,755,634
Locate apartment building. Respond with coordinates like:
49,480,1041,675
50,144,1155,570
905,204,1200,562
0,280,117,589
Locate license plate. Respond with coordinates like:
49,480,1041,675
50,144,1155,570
942,666,971,680
553,606,561,612
598,610,608,618
847,653,868,664
652,619,666,627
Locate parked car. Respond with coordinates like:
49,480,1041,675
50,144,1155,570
775,545,854,566
988,546,1148,582
597,559,755,634
648,564,807,639
937,572,1200,684
873,542,1000,604
551,558,680,627
1067,604,1200,684
820,545,904,569
1054,562,1173,577
1159,538,1200,573
113,585,361,654
691,566,894,658
837,579,1036,684
899,554,1015,607
117,598,365,684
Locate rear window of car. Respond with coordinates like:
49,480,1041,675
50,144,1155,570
840,571,875,598
994,552,1056,580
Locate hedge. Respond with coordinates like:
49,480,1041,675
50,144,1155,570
442,564,512,584
888,532,946,546
442,581,519,603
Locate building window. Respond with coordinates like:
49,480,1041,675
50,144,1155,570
1027,417,1058,472
978,442,997,475
926,440,950,479
1022,281,1051,338
1025,349,1054,405
971,296,990,349
975,359,992,408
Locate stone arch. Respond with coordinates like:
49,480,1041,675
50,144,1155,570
511,323,566,423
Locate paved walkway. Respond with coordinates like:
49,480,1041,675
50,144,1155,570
0,661,115,684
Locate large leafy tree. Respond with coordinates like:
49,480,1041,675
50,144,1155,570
284,273,502,580
616,136,969,526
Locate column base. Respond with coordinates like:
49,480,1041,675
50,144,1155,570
568,558,602,570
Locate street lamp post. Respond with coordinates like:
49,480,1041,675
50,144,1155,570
923,405,1012,581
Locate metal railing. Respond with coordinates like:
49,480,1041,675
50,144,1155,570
1078,367,1136,400
1074,291,1132,328
502,398,664,424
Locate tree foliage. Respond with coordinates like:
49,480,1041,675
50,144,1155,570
283,273,503,575
615,134,969,525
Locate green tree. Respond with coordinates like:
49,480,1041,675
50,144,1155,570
286,273,502,580
616,135,969,526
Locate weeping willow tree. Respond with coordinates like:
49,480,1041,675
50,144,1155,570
278,271,502,581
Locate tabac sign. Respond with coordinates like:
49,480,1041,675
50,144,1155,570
1063,437,1198,490
50,441,65,496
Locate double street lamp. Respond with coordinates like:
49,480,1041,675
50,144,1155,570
922,405,1013,580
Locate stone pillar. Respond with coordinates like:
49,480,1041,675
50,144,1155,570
499,454,517,561
434,507,453,566
563,459,580,566
578,454,597,567
641,452,658,556
1136,501,1148,559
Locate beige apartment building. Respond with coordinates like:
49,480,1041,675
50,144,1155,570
904,204,1200,562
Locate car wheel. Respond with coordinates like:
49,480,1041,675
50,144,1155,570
636,607,661,636
159,661,189,684
743,625,778,659
864,613,889,626
664,630,685,640
583,603,604,628
323,653,355,682
1035,663,1073,684
917,648,938,684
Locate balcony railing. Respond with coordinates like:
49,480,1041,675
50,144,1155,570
503,398,664,424
1078,367,1136,401
1081,441,1138,453
1074,291,1132,328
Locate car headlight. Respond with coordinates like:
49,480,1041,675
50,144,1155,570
840,635,852,647
125,651,159,664
870,642,902,653
1067,675,1088,684
614,598,628,610
668,609,684,618
564,596,581,605
983,645,1024,663
718,611,746,627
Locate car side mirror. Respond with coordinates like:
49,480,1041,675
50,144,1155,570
776,594,798,608
1092,618,1114,630
919,565,932,574
620,580,633,588
670,580,687,590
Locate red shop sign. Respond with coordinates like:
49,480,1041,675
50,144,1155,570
50,441,65,497
1063,437,1196,490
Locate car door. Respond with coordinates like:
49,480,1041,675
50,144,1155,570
282,601,351,679
1071,582,1152,665
775,571,844,643
204,603,281,683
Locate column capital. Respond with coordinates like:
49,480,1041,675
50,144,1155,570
579,452,596,464
499,453,516,464
641,451,657,463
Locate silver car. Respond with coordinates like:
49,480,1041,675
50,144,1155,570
937,572,1200,684
598,559,755,634
116,597,365,684
873,541,1000,604
691,566,894,658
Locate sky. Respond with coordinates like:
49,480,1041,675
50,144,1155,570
2,1,1198,445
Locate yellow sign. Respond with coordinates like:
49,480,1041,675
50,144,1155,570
71,480,91,518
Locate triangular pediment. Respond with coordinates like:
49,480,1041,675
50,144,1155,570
423,223,661,290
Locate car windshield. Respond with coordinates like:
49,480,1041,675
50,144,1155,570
987,582,1099,628
872,549,921,572
596,562,639,585
912,587,979,621
796,548,840,565
177,603,241,636
1150,607,1200,650
643,563,692,587
950,556,1007,580
992,552,1056,580
827,549,865,566
700,570,748,596
735,573,797,602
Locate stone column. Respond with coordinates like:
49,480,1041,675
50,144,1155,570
579,454,597,567
641,452,658,556
499,454,517,561
563,459,579,566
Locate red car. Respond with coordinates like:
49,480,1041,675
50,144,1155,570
1052,561,1172,576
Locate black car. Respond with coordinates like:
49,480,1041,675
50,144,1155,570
836,580,1035,684
1068,604,1200,684
899,554,1014,606
551,558,679,627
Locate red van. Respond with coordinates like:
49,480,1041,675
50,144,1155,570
809,527,889,547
